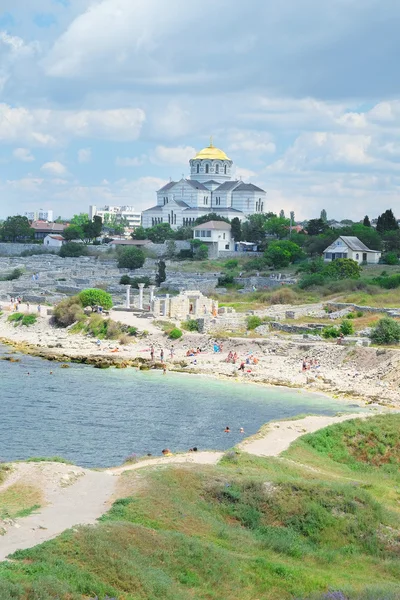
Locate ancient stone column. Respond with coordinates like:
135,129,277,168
138,283,145,310
126,284,131,309
164,294,170,317
149,285,156,303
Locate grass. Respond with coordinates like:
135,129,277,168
1,416,400,598
6,313,37,327
24,456,74,464
0,484,42,521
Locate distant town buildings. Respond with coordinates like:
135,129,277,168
43,234,65,248
89,205,141,231
31,221,66,241
142,140,267,229
23,210,54,222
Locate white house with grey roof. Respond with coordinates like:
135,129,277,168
323,236,381,265
141,140,266,229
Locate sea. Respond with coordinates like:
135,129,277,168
0,345,364,468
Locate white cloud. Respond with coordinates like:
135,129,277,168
12,147,35,162
151,145,196,166
0,104,146,145
115,155,146,167
78,148,91,163
235,166,256,180
228,131,276,154
41,161,67,175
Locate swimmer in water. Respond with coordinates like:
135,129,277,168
240,427,245,434
224,426,230,433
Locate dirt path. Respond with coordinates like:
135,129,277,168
0,413,369,561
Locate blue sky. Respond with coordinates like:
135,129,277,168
1,0,400,221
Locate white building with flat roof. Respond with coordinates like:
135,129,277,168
89,205,141,230
142,140,267,229
24,210,54,222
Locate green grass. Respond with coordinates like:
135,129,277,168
1,416,400,599
0,484,42,521
24,456,74,464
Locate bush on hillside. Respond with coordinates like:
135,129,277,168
322,326,340,339
298,273,327,289
119,275,131,285
22,314,37,326
267,287,298,305
340,319,354,336
224,259,239,270
59,242,89,258
243,257,267,272
374,273,400,289
323,258,361,280
78,289,113,310
0,268,24,281
218,274,235,286
247,316,262,330
117,246,145,269
53,297,85,327
383,251,399,265
169,327,183,340
182,320,200,332
371,318,400,345
7,312,24,324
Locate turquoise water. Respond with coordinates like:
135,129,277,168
0,346,363,467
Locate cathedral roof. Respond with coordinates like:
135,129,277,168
216,181,241,191
193,141,231,161
185,179,210,191
234,182,266,193
158,181,177,192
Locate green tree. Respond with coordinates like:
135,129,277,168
230,217,242,242
194,213,230,225
376,209,399,233
241,214,269,243
279,209,285,219
117,247,145,269
320,209,328,222
146,223,175,243
383,230,400,253
371,318,400,345
156,260,166,287
0,216,34,242
363,215,371,227
79,289,113,310
59,242,89,258
131,226,148,240
349,224,382,251
196,244,209,260
306,218,329,236
324,258,361,280
290,211,295,224
70,213,89,227
264,240,304,268
165,239,177,258
265,216,291,239
93,215,103,238
173,226,194,240
63,225,84,241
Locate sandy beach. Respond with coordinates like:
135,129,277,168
0,303,399,406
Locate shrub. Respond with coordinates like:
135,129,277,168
7,312,24,324
195,244,209,260
120,275,131,285
340,320,354,336
371,318,400,345
383,251,399,265
169,327,183,340
374,273,400,289
128,326,138,336
117,246,145,269
356,311,364,318
298,273,327,289
224,259,239,270
323,258,361,280
243,257,267,272
182,320,200,332
78,289,113,310
218,274,235,286
247,315,262,330
322,326,340,339
177,249,194,260
130,277,152,289
53,297,85,327
22,314,37,326
268,287,298,305
59,242,88,258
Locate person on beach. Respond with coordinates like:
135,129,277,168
37,304,41,315
163,364,167,375
224,426,230,433
150,346,154,361
238,362,245,372
170,346,174,359
162,448,172,456
160,349,164,361
26,302,30,312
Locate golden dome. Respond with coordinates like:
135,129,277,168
193,139,230,161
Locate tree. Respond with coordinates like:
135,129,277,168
241,214,269,243
196,244,209,260
265,216,291,239
348,224,382,251
230,217,242,242
194,213,230,225
363,215,371,227
79,289,113,310
131,226,147,240
146,223,175,243
290,211,295,224
382,230,400,253
165,239,177,258
156,260,166,287
70,213,89,227
324,258,361,280
59,242,89,258
320,209,328,222
306,218,329,236
93,215,102,238
117,247,145,269
0,216,34,242
264,240,304,269
279,209,285,219
63,225,84,241
376,209,399,233
173,226,194,240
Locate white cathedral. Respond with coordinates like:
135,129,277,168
142,140,266,229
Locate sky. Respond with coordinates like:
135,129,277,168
1,0,400,221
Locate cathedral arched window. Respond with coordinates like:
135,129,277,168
205,164,209,174
216,164,220,174
224,165,227,175
197,164,200,174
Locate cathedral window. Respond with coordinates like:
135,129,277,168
224,165,227,175
216,164,219,173
205,164,209,174
197,164,200,173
